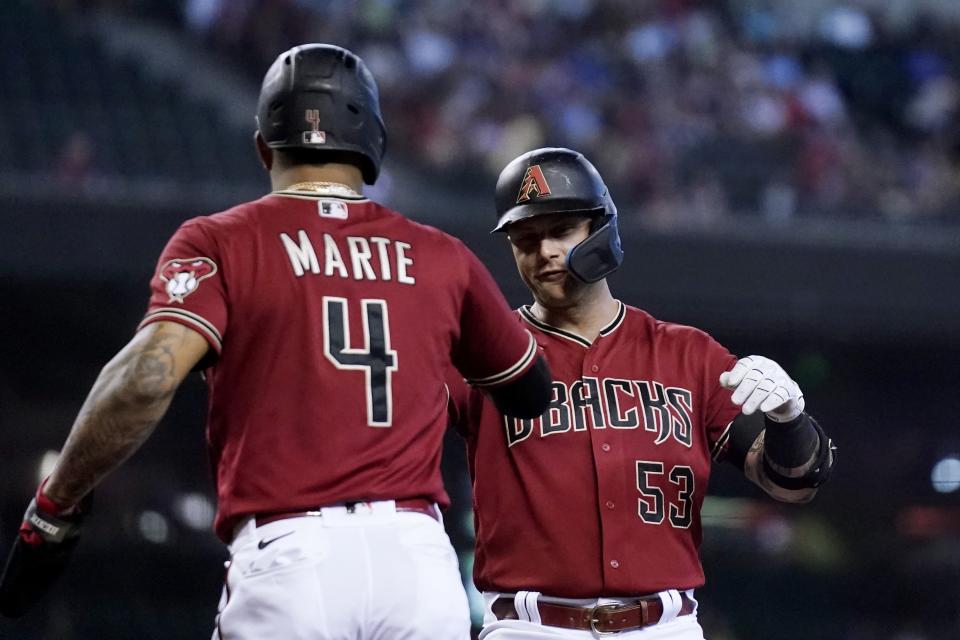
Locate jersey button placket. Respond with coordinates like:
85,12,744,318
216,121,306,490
587,349,621,586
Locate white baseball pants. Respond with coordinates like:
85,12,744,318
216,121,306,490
478,590,705,640
212,500,471,639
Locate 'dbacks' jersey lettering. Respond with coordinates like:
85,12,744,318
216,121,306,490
451,302,739,597
141,190,537,541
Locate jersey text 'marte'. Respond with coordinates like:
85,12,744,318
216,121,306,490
504,378,694,448
279,229,416,284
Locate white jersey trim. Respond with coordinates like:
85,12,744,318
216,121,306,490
710,420,734,461
467,331,538,387
599,300,626,336
519,300,625,348
139,308,223,352
270,192,371,202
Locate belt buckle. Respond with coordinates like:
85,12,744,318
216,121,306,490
589,603,624,636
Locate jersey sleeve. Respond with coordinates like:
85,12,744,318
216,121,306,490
443,367,471,436
451,246,537,388
137,219,228,354
702,336,740,459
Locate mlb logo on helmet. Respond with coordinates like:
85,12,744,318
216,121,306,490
303,109,327,144
516,164,552,203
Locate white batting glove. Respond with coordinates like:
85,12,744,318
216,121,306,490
719,355,805,422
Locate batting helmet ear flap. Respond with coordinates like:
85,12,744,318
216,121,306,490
566,214,624,283
254,131,273,171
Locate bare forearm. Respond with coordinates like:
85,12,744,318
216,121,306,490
45,387,173,507
44,323,194,507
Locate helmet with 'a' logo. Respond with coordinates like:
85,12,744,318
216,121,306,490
493,147,623,283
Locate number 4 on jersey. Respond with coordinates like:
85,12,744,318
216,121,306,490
323,297,398,427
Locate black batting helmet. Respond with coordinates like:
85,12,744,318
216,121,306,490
256,44,387,184
493,147,624,283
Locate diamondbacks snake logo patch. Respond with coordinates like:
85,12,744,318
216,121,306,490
159,257,218,303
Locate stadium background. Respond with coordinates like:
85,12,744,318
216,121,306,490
1,0,959,638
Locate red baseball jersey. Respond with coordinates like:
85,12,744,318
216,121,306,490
451,302,739,597
139,186,538,542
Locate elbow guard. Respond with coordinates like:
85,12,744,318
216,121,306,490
487,355,552,419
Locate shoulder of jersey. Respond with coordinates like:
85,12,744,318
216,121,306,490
373,207,469,256
387,209,463,241
178,201,262,235
168,197,289,245
189,194,365,226
644,308,716,345
183,197,463,250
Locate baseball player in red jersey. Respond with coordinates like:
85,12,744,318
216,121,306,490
448,148,836,639
0,45,553,639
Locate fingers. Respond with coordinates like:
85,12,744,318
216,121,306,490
759,386,791,414
719,356,754,390
729,366,764,408
721,356,798,416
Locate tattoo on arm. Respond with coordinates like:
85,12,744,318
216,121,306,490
743,431,817,503
44,324,193,507
749,431,764,455
130,333,177,398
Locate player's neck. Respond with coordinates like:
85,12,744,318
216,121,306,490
531,282,618,342
270,164,364,194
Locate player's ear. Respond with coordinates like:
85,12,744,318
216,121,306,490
254,131,273,171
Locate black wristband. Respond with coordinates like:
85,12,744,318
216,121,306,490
763,413,820,470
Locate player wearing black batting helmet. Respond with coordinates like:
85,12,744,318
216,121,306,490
493,147,624,283
1,41,554,639
256,44,387,184
448,145,836,639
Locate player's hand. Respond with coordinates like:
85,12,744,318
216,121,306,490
0,483,91,618
719,355,805,423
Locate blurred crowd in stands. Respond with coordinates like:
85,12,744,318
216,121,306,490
59,0,960,225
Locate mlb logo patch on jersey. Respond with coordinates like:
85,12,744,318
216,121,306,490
159,257,218,303
318,199,349,219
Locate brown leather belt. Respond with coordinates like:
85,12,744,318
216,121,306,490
254,498,439,527
491,592,695,634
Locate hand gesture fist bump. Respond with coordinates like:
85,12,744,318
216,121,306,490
719,355,804,422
